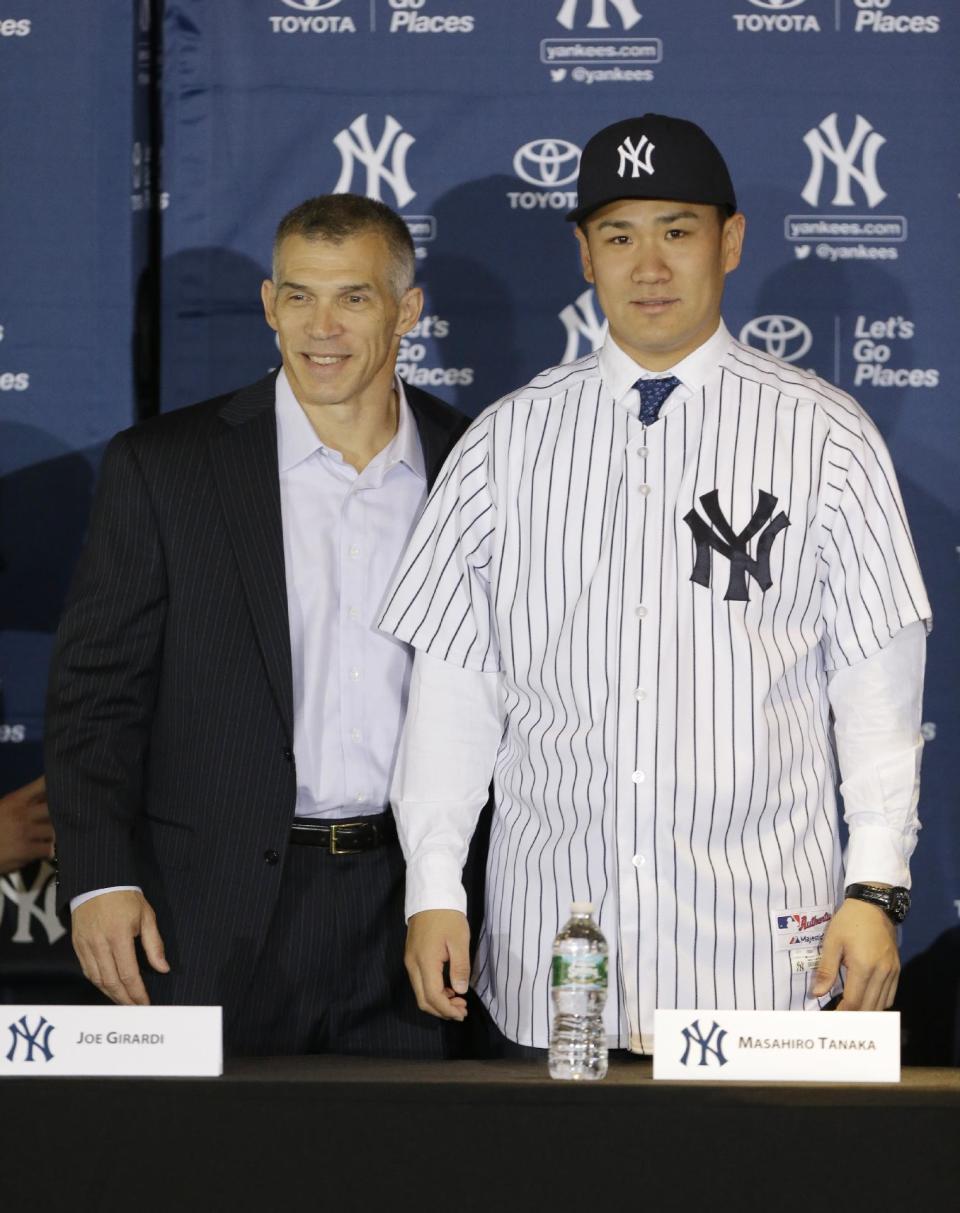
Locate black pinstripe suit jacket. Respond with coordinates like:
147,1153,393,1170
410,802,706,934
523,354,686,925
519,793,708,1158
44,372,469,1008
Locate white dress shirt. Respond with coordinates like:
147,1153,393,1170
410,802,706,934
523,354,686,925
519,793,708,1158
71,370,426,909
381,322,930,1051
276,368,426,817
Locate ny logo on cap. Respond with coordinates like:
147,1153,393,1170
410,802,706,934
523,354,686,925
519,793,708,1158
616,135,655,179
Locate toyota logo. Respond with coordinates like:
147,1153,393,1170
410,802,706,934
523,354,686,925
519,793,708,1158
739,315,813,363
748,0,805,9
281,0,342,11
513,139,581,189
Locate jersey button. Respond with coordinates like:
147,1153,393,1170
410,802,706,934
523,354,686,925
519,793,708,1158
634,605,648,619
632,853,646,868
636,447,649,459
282,747,294,763
638,484,651,496
634,688,647,702
632,770,645,784
264,849,280,865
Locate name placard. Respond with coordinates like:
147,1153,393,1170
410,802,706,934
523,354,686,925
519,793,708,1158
653,1009,899,1083
0,1006,222,1077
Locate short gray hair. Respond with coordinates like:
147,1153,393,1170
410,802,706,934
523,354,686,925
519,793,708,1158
272,194,416,299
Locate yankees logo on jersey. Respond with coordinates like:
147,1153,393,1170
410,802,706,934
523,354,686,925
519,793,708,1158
381,322,930,1052
684,488,790,601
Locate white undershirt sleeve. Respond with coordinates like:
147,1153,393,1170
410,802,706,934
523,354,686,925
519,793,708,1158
391,649,504,920
70,886,142,913
827,619,926,889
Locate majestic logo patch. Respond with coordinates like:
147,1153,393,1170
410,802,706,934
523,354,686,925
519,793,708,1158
684,490,790,602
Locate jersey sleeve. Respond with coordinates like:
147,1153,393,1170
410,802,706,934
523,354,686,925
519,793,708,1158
379,420,500,673
819,413,931,670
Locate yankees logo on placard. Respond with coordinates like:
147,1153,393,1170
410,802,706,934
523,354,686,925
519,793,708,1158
683,489,789,602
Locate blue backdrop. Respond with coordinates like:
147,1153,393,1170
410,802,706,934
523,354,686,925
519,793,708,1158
2,1,957,1047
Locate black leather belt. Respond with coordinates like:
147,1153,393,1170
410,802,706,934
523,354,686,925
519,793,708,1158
289,812,397,855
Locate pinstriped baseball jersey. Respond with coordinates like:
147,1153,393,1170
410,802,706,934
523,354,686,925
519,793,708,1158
380,323,930,1051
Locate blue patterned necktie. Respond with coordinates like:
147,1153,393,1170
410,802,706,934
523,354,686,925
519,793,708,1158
635,375,681,425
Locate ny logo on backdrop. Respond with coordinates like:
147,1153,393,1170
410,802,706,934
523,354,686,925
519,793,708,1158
559,289,606,363
739,315,812,364
333,114,416,207
680,1019,729,1067
617,135,655,179
6,1015,55,1063
802,113,887,208
556,0,642,30
684,490,790,602
0,862,66,945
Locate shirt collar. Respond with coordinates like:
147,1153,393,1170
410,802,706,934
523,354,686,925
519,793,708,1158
387,377,426,481
598,320,734,410
274,367,425,480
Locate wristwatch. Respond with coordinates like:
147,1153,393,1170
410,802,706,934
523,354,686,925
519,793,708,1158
844,883,911,923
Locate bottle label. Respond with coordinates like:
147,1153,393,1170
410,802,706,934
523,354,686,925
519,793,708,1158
551,953,607,989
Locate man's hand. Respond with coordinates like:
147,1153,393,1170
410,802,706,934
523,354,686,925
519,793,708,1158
0,776,54,876
405,909,471,1021
810,897,900,1010
72,890,170,1006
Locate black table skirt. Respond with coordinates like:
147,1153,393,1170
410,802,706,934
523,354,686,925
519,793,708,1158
4,1058,959,1212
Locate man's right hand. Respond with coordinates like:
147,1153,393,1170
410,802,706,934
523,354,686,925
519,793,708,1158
405,909,471,1021
0,776,54,875
72,890,170,1006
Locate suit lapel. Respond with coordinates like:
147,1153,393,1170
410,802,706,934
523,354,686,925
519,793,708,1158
207,374,294,742
405,383,464,489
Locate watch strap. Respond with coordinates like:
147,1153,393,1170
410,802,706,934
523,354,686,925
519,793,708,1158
844,883,910,922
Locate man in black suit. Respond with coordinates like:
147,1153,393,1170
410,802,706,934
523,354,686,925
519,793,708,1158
45,194,469,1056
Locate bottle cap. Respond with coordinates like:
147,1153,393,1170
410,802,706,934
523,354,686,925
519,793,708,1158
570,901,594,915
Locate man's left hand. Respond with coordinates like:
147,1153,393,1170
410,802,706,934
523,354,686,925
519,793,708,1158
810,897,900,1010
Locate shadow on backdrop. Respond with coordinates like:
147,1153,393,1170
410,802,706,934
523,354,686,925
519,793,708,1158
418,174,528,417
751,246,958,1008
897,927,960,1067
161,247,279,413
0,425,101,1000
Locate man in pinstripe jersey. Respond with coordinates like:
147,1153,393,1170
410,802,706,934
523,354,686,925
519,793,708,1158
45,195,472,1055
380,115,930,1054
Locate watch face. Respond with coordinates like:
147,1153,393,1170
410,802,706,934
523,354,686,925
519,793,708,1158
890,889,911,922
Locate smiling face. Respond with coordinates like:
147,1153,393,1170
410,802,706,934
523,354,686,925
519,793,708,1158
261,229,422,413
575,198,745,370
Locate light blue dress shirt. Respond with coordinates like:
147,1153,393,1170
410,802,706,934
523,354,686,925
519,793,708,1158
275,368,427,819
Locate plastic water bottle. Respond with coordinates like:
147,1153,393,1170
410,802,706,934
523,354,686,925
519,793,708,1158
548,901,608,1080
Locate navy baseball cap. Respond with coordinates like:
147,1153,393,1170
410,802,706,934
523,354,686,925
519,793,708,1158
567,114,737,225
